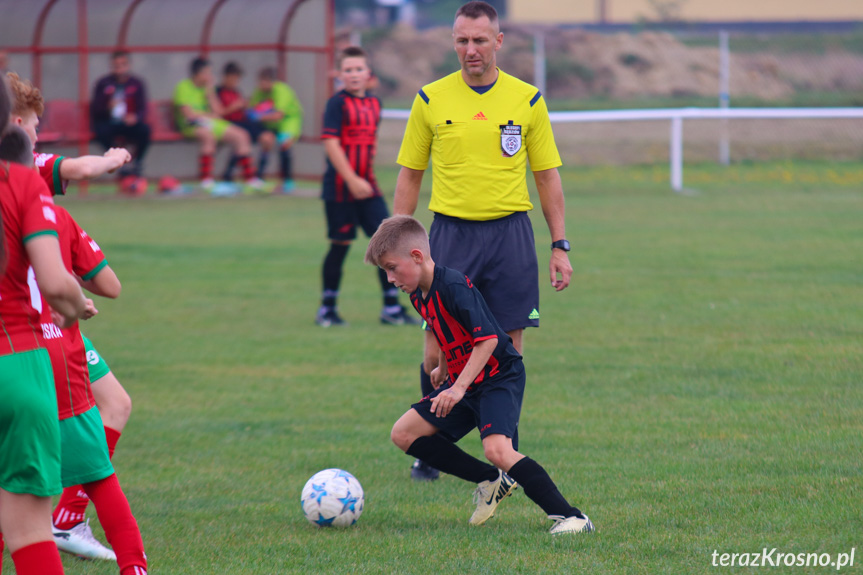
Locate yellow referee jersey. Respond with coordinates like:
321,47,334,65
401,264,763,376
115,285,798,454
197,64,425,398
397,69,562,221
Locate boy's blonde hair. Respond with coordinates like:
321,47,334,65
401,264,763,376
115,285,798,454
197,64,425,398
6,72,44,117
365,215,429,266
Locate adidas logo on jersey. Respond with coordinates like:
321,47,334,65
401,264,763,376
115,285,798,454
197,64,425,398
473,112,488,120
529,309,540,320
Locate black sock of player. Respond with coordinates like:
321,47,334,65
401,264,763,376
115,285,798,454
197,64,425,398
406,435,498,484
419,363,434,397
322,243,350,307
257,151,269,179
279,148,292,180
506,457,584,518
222,154,238,181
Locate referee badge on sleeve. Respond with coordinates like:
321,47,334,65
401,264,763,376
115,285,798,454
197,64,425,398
500,124,522,157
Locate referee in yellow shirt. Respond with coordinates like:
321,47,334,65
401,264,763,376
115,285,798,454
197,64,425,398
394,1,572,481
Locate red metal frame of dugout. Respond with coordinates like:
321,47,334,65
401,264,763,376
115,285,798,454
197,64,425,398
5,0,335,190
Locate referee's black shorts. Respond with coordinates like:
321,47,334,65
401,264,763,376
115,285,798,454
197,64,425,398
429,211,539,332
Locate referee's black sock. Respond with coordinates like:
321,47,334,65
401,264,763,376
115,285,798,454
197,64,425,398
406,435,498,484
506,457,584,519
419,363,434,397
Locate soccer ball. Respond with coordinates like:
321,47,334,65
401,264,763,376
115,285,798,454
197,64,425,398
301,468,364,528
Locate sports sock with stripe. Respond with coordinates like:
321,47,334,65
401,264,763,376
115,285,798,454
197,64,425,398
84,473,147,575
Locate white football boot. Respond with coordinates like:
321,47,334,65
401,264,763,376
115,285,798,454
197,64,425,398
53,519,117,561
469,470,518,525
548,513,595,535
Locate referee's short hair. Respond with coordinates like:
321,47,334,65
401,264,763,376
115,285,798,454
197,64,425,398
455,1,498,23
365,215,430,266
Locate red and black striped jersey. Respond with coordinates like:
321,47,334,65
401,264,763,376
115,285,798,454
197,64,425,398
321,90,382,202
410,265,521,393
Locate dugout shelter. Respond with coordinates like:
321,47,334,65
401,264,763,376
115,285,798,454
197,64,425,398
0,0,335,186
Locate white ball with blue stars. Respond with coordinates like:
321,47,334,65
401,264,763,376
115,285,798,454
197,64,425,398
301,469,364,528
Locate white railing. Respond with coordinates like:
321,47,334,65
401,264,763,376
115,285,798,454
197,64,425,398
382,107,863,191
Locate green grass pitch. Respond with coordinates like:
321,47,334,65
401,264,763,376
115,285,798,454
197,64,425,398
5,163,861,574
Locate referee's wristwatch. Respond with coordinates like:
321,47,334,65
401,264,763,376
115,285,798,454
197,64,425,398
551,239,571,252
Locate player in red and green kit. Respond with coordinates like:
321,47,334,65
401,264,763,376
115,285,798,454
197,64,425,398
6,72,133,197
5,78,139,561
37,204,148,574
1,81,90,573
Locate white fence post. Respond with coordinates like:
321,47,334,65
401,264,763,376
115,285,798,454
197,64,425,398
719,30,731,166
534,30,546,96
670,115,683,191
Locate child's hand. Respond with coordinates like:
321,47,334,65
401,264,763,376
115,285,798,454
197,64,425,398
347,176,374,200
430,384,465,418
104,148,132,172
430,366,447,390
81,298,99,320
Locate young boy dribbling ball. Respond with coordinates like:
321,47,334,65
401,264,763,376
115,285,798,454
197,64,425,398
365,215,594,534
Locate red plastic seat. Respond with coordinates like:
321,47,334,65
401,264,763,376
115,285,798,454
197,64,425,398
148,100,183,141
39,99,90,143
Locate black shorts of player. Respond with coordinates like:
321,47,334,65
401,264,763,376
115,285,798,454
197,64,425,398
324,196,389,242
230,118,266,143
411,359,524,448
429,211,539,332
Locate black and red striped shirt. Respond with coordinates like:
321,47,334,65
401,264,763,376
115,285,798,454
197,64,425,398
321,90,382,202
410,265,521,393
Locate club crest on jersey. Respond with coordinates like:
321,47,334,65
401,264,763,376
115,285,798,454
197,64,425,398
500,124,522,157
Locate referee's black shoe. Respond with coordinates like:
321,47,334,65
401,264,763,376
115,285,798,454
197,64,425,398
411,459,440,481
380,305,422,326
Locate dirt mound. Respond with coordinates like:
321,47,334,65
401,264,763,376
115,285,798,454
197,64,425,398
347,26,863,103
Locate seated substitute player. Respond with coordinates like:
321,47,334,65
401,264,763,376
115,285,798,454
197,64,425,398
316,46,418,327
216,61,276,183
7,72,132,195
365,215,594,535
173,57,267,195
249,66,303,194
0,126,149,573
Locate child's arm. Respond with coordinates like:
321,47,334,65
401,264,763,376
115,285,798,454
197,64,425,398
79,265,121,299
323,139,374,199
59,148,131,180
431,337,498,418
205,83,226,117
